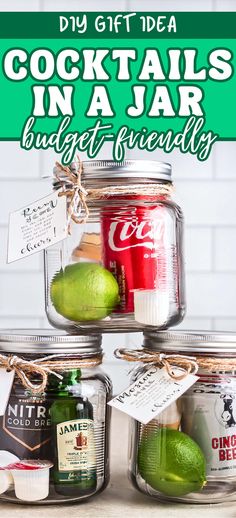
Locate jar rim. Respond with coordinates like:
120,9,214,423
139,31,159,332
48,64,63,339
53,159,172,186
82,159,172,181
0,329,102,354
143,330,236,354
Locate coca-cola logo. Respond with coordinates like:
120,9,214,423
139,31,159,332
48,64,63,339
108,219,165,252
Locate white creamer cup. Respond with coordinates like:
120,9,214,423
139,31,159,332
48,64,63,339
0,471,13,494
10,461,52,502
0,451,19,495
133,289,169,326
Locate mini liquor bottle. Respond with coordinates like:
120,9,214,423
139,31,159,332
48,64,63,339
49,369,97,497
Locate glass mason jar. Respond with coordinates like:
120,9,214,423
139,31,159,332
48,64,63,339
128,330,236,504
0,330,112,505
44,160,185,333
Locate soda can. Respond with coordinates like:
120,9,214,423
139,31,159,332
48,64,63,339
181,372,236,477
101,200,175,314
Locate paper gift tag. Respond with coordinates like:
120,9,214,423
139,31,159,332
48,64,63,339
8,191,67,263
0,369,15,416
109,367,198,424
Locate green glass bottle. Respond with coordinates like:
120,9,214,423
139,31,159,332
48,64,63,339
49,369,97,497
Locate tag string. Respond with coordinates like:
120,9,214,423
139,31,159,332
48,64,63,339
0,353,103,395
54,157,173,234
114,348,236,380
55,158,89,234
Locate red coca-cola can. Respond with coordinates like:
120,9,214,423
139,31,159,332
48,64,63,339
101,198,169,313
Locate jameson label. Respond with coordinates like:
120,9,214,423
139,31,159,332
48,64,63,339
57,419,96,472
0,394,52,460
181,374,236,477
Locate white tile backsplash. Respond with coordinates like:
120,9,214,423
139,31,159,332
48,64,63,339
0,318,43,329
40,142,115,179
214,228,236,271
127,0,213,11
185,227,212,272
0,0,40,11
214,0,236,10
212,319,236,331
42,0,127,11
0,272,45,317
127,147,213,180
213,141,236,179
176,181,236,226
177,317,213,330
102,361,130,394
186,273,236,317
101,334,129,361
0,226,42,272
0,179,52,225
0,143,40,180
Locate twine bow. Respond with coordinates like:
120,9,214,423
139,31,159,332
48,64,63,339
114,348,198,381
0,353,103,395
54,157,173,234
55,157,89,233
115,348,236,380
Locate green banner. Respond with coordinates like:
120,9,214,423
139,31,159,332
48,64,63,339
0,12,235,38
0,12,236,162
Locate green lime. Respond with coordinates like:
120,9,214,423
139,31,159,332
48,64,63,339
138,427,206,497
50,262,120,321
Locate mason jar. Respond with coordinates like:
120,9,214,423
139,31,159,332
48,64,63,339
128,330,236,504
44,159,185,333
0,330,112,505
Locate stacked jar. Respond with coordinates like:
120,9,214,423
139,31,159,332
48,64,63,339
45,160,185,333
1,159,187,506
128,330,236,504
0,330,111,504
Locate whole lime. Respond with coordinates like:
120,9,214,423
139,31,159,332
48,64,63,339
138,427,206,497
50,262,120,321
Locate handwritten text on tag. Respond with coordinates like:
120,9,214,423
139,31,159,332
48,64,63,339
8,191,67,263
109,367,198,424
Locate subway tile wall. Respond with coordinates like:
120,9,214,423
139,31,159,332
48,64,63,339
0,0,235,392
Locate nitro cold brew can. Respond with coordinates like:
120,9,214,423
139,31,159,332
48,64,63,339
0,385,52,461
181,373,236,477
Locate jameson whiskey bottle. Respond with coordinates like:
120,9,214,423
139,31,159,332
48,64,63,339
49,369,97,497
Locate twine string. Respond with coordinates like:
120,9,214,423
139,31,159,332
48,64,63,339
115,348,236,380
0,353,103,395
54,157,173,233
55,158,89,233
114,348,198,381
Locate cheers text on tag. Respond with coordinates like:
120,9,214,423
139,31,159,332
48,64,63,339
109,367,198,424
0,369,15,416
7,191,67,263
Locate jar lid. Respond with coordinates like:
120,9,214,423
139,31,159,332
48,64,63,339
143,330,236,354
82,160,172,181
53,159,172,187
0,329,102,355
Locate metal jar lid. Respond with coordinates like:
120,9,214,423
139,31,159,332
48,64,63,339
53,159,172,188
143,330,236,355
82,160,172,181
0,330,102,355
